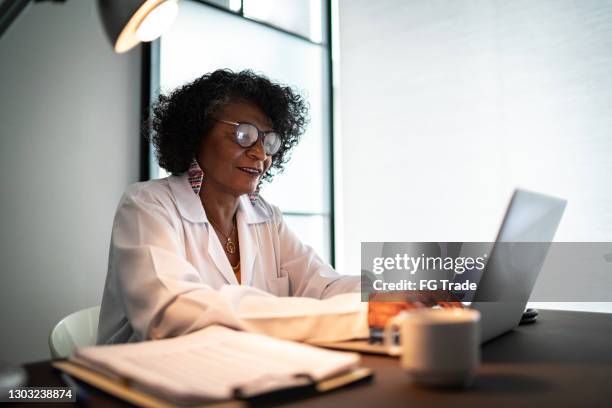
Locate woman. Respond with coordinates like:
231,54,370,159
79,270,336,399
97,69,368,345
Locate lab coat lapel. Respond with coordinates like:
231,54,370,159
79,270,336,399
207,224,238,285
237,208,257,286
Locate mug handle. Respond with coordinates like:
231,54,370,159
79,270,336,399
383,312,409,355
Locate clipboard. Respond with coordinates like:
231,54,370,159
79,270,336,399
53,360,373,407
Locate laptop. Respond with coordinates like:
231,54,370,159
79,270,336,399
311,189,567,356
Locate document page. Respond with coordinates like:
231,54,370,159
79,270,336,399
72,325,360,402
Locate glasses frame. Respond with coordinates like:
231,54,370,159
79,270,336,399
213,118,281,156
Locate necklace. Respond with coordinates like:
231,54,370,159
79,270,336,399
208,216,237,254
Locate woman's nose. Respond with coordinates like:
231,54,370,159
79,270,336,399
247,138,267,160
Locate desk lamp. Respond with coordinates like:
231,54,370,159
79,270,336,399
0,0,179,53
98,0,179,53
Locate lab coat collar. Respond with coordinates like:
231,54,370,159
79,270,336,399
168,173,272,224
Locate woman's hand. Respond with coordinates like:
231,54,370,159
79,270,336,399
367,290,463,328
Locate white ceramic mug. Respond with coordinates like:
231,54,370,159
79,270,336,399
384,308,481,387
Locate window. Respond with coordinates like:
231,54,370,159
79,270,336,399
150,0,333,263
199,0,325,42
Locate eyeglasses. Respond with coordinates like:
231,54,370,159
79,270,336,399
213,119,282,156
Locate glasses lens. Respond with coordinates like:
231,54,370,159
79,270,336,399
235,123,258,147
263,133,281,155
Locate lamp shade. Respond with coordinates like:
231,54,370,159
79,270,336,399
97,0,178,53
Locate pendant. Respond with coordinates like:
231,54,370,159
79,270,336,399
225,239,236,254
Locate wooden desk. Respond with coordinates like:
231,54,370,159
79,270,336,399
23,310,612,407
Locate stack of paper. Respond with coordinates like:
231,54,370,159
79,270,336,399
70,325,361,404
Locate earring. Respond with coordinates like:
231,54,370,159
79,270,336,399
248,190,259,205
188,159,204,195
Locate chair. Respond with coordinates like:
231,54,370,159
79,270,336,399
49,305,101,359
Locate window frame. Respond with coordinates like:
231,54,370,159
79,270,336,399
140,0,337,266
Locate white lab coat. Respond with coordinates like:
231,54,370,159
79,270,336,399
97,173,367,345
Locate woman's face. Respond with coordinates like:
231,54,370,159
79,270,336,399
197,100,273,197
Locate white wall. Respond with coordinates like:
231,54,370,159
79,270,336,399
336,0,612,312
0,0,141,363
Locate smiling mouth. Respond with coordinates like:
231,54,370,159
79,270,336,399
237,167,262,176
